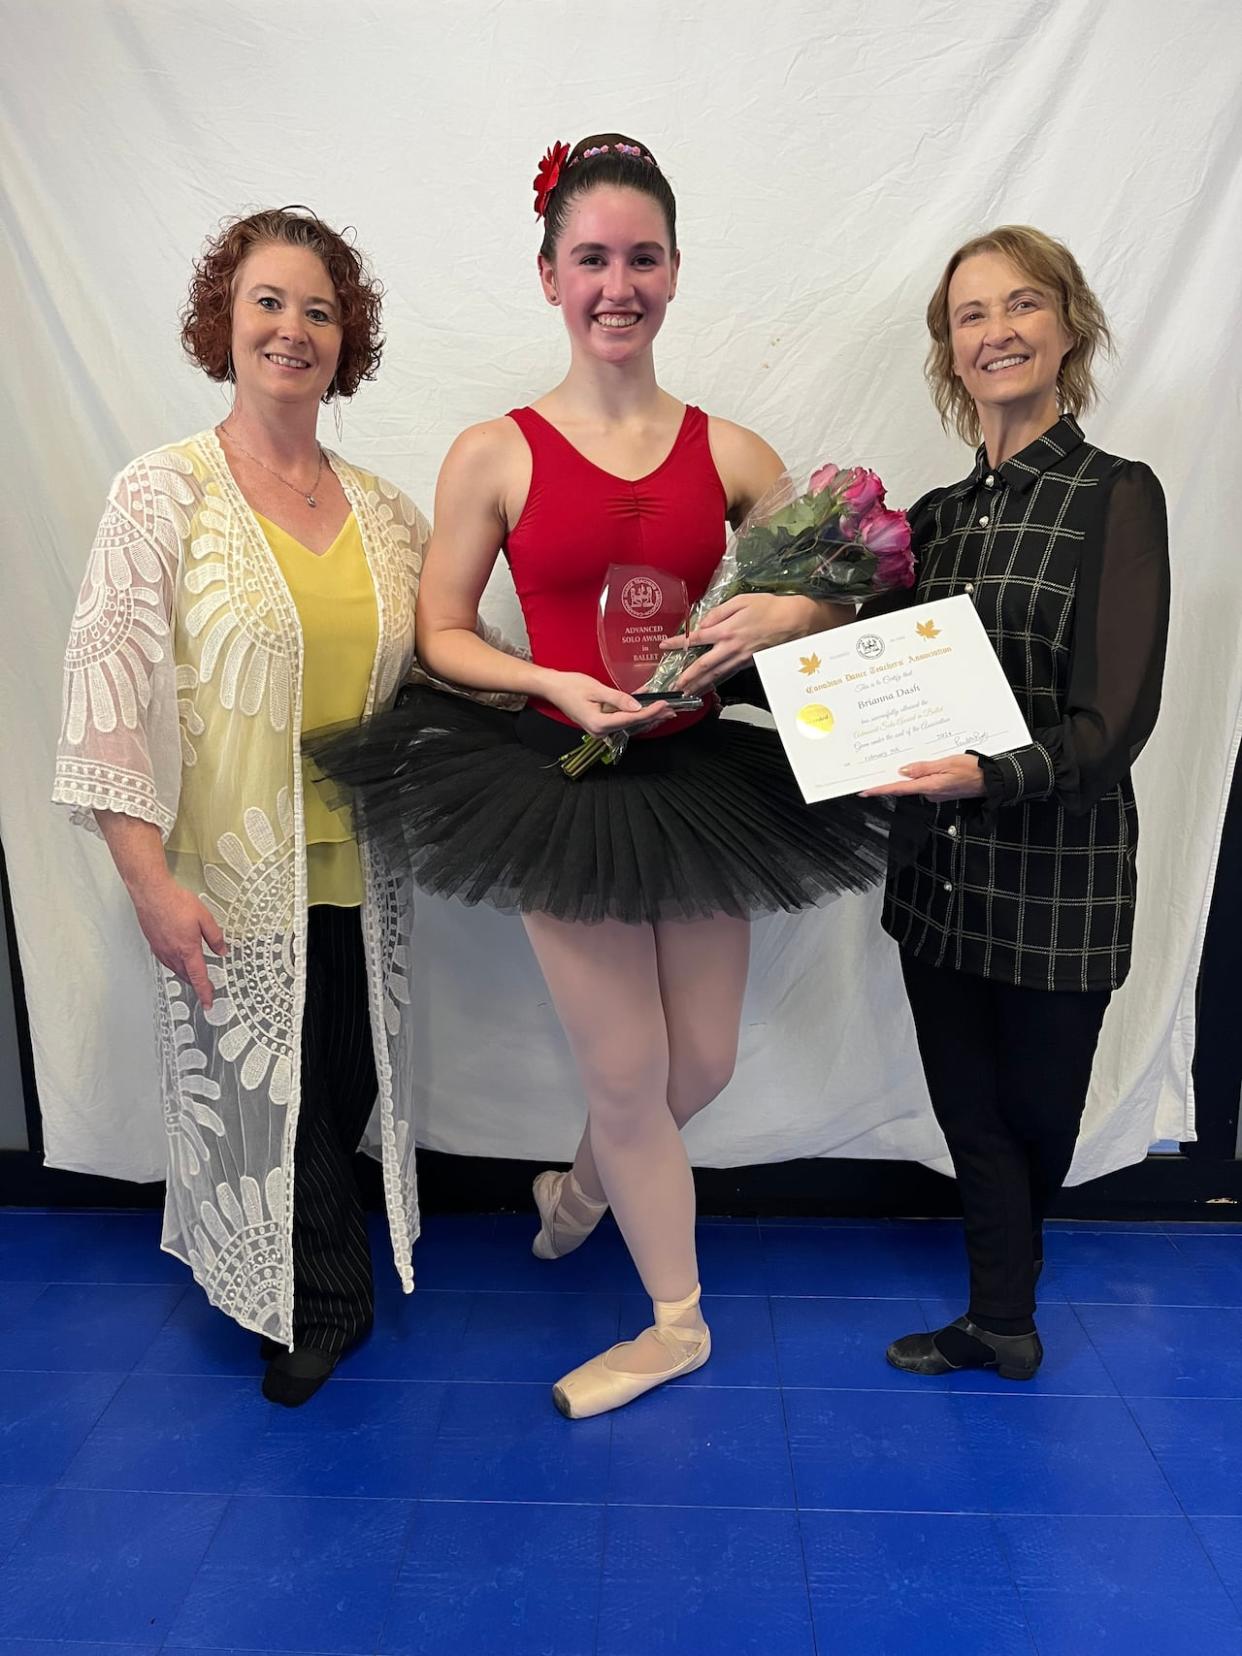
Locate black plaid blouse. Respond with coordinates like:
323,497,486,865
879,415,1169,992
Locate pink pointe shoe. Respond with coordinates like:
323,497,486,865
531,1169,608,1260
552,1285,711,1419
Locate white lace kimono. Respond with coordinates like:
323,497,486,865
54,429,453,1341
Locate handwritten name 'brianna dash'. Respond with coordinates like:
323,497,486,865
856,688,922,711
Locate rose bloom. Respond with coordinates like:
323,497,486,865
840,468,885,515
859,505,915,586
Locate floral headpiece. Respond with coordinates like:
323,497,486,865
532,139,658,219
533,141,571,219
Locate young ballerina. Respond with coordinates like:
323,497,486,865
311,134,889,1416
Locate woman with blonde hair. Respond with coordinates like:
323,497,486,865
863,225,1169,1379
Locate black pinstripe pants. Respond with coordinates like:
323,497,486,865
292,904,378,1355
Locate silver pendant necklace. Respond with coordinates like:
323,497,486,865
217,423,325,507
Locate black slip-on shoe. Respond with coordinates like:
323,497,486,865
886,1316,1043,1381
261,1346,338,1407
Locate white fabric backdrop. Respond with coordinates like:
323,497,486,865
3,0,1239,1185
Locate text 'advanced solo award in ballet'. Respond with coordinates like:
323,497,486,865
597,565,703,710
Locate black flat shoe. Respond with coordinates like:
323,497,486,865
886,1316,1043,1381
262,1346,338,1407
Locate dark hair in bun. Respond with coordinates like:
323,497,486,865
539,133,677,261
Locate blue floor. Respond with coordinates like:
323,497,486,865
2,1210,1242,1654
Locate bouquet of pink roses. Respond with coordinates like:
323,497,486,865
561,459,915,777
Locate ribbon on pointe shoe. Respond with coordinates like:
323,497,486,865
531,1169,609,1260
551,1284,711,1419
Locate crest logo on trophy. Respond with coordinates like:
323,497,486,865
620,576,662,621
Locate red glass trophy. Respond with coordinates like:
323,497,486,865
597,565,703,710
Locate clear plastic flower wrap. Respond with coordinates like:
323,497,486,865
561,460,916,777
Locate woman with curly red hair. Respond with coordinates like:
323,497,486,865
53,207,509,1406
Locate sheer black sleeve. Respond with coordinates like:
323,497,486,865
977,461,1170,815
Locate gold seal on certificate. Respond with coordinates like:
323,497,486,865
753,595,1032,803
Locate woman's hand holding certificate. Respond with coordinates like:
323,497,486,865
859,753,986,801
753,595,1032,804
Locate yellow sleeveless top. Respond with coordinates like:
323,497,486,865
258,512,379,907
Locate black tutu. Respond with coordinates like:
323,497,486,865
306,688,891,925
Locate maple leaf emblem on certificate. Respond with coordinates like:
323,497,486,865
799,653,821,675
915,619,941,639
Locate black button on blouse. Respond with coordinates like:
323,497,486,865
881,415,1170,992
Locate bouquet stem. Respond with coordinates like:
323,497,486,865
561,733,616,777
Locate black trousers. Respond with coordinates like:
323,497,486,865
291,904,378,1354
900,950,1111,1324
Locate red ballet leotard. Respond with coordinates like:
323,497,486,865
504,404,727,732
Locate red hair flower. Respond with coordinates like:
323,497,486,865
533,140,571,218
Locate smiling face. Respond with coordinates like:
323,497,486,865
229,242,343,407
948,251,1074,424
538,185,679,362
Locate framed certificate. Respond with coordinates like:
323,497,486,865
753,595,1032,803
